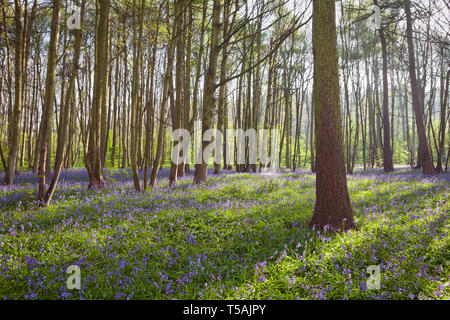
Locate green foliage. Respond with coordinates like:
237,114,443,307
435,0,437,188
0,170,448,299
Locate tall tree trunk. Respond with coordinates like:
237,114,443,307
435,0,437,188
193,0,221,184
309,0,355,232
379,25,394,172
214,1,231,175
436,69,449,173
130,0,144,192
37,0,61,203
110,44,120,168
43,0,86,205
183,4,193,174
149,3,175,188
86,0,110,187
121,24,128,169
143,8,161,190
404,0,435,175
169,0,186,186
100,7,110,168
3,0,23,185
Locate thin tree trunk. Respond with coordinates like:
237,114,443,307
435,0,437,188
43,0,86,205
150,3,175,188
169,0,186,186
130,0,144,192
378,23,394,172
86,0,110,187
214,2,231,175
3,0,24,186
193,0,221,184
143,8,161,191
436,69,449,173
405,0,435,175
37,0,61,203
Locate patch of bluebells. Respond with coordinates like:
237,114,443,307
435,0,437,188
0,168,448,300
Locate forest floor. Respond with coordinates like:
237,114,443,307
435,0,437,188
0,167,448,299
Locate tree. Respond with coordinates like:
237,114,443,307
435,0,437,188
374,0,394,172
149,1,176,188
43,0,87,205
309,0,355,231
3,0,24,186
86,0,110,187
379,25,394,172
130,0,144,192
37,0,61,203
143,5,161,191
404,0,435,175
169,0,186,186
193,0,221,184
214,1,232,175
436,69,449,173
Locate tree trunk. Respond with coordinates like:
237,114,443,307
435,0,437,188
86,0,110,187
130,0,143,192
193,0,221,184
309,0,355,232
149,2,175,188
3,0,23,186
214,2,231,175
143,9,160,190
379,25,394,172
43,0,86,205
436,69,449,173
169,0,186,186
183,4,193,174
37,0,61,203
100,8,110,168
405,0,435,175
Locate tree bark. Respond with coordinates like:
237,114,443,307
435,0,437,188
379,25,394,172
309,0,355,232
43,0,86,205
214,1,231,174
193,0,221,184
37,0,61,203
169,0,186,186
436,69,449,173
86,0,110,187
404,0,435,175
3,0,23,186
143,8,161,190
130,0,143,192
149,2,176,188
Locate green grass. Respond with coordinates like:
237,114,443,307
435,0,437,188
0,169,448,300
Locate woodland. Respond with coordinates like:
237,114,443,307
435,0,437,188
0,0,448,300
